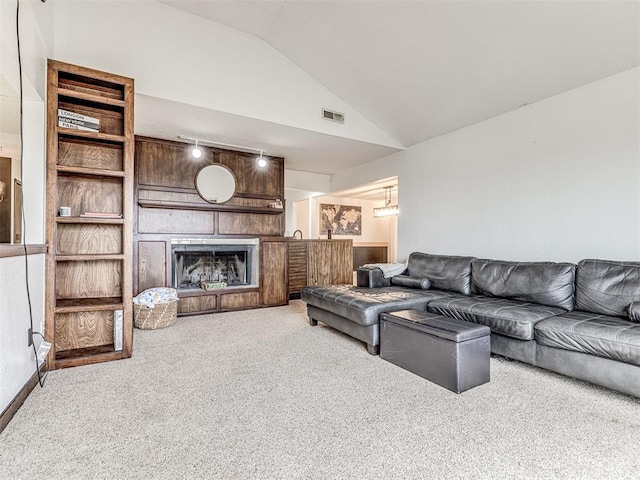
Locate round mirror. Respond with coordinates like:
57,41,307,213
195,164,236,204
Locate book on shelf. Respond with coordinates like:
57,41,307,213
80,212,123,218
113,310,123,352
58,108,100,124
57,108,100,132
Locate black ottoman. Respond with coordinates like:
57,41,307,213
380,310,491,393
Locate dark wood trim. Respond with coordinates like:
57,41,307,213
138,185,281,201
0,365,46,434
138,199,284,215
0,244,47,258
177,286,260,298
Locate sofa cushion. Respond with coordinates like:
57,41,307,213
471,260,575,310
427,295,565,340
628,302,640,322
301,285,457,326
407,253,476,295
535,311,640,367
575,259,640,317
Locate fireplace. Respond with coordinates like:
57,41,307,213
171,238,259,290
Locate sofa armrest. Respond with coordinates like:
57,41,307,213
357,266,392,288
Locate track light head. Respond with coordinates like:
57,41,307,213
192,140,202,159
257,152,267,168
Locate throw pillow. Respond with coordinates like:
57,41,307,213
390,275,431,290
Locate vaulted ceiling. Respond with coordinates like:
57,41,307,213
153,0,639,174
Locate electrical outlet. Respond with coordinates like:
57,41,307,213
28,328,33,346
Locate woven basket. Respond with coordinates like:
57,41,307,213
134,300,178,329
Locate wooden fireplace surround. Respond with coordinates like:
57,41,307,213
134,136,288,315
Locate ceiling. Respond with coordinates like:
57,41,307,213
155,0,639,171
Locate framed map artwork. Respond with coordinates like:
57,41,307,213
320,203,362,235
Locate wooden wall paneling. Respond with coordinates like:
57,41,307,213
136,137,212,188
138,241,167,293
218,212,283,236
178,295,217,314
137,207,214,234
307,241,332,285
56,224,122,255
331,240,354,284
219,152,283,198
55,260,122,299
261,239,288,306
54,311,114,351
57,137,123,170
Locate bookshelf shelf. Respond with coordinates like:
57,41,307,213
55,127,125,143
57,165,125,178
56,216,125,225
56,297,124,313
57,88,126,107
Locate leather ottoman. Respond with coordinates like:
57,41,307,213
380,310,491,393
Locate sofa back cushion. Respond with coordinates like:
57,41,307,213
575,259,640,317
472,260,575,310
407,253,476,294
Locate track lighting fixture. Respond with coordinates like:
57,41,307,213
178,135,268,168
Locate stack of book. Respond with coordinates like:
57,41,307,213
80,211,122,218
57,108,100,132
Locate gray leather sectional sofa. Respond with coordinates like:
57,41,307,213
301,253,640,397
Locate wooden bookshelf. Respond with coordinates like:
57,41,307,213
45,60,134,369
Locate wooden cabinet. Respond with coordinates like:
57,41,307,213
260,238,288,306
288,240,353,297
45,60,134,369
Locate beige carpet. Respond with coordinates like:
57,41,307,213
1,300,639,479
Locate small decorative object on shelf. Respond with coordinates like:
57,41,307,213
269,198,283,209
80,211,123,218
57,108,100,132
201,281,228,290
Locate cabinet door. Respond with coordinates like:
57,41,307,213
308,241,332,285
288,241,308,294
261,240,288,306
331,241,353,285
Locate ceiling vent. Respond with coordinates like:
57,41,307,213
322,108,345,124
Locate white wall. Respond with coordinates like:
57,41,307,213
0,0,51,414
293,195,393,245
53,0,401,149
332,68,640,263
284,169,331,236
